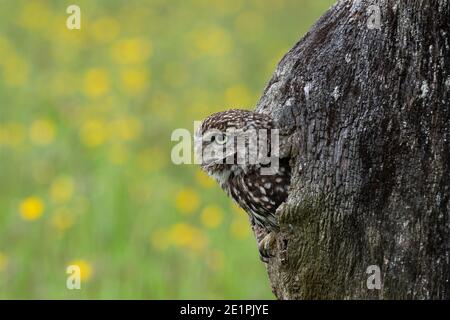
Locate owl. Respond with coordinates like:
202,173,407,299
196,109,291,262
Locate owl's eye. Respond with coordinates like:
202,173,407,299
213,134,228,145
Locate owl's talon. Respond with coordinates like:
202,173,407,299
258,232,276,263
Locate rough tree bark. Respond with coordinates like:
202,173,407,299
255,0,449,299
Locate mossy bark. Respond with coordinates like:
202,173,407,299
256,0,450,299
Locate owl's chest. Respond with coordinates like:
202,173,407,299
224,170,286,228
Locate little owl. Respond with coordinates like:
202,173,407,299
196,109,291,262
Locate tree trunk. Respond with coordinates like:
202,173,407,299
256,0,449,299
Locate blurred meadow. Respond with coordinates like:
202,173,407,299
0,0,333,299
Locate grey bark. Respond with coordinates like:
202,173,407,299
256,0,449,299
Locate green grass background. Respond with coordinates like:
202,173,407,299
0,0,334,299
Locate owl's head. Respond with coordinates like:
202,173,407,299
195,109,274,177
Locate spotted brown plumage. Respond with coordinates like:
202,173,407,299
196,109,291,260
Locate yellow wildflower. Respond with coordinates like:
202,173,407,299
83,68,109,97
80,119,108,147
168,223,208,251
201,205,224,229
111,38,152,64
68,259,93,281
175,189,200,214
20,196,44,221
